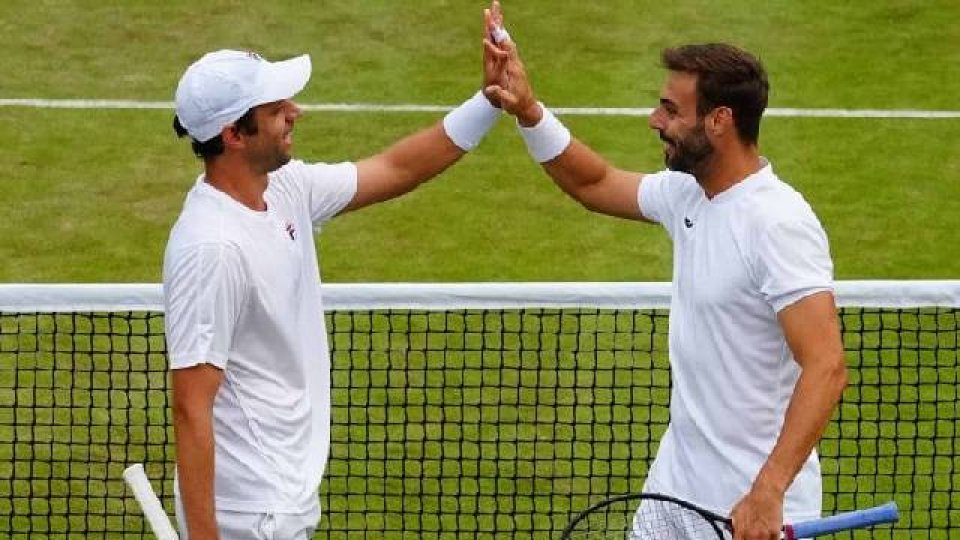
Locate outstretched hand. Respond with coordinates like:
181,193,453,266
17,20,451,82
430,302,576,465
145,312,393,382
482,1,542,125
481,0,507,106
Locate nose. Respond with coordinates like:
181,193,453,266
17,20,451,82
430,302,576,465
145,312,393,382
648,108,664,131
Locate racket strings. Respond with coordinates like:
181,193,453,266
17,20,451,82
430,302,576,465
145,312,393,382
566,498,725,539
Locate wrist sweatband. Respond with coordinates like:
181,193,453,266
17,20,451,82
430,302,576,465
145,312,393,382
519,104,572,163
442,91,502,151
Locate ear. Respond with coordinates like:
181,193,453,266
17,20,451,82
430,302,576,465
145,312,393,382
220,123,246,150
707,106,734,137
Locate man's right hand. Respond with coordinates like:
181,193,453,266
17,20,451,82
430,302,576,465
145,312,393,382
482,1,542,126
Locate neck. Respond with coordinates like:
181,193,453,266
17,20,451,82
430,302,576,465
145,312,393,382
696,142,762,199
204,156,269,211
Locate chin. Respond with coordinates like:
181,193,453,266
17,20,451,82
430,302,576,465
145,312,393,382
267,155,292,173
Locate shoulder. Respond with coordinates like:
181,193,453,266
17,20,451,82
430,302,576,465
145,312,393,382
740,173,822,234
735,174,832,275
644,169,699,194
269,159,359,223
639,169,701,221
164,235,244,274
165,186,242,263
269,159,357,188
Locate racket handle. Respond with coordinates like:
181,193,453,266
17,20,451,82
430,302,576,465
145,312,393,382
785,502,899,539
123,464,180,540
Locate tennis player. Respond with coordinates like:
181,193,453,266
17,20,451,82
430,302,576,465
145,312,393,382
481,3,848,540
163,48,502,539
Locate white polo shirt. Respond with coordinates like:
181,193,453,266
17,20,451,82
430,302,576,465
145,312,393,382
163,159,357,514
638,160,833,521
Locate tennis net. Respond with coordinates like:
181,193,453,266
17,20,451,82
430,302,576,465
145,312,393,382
0,282,957,538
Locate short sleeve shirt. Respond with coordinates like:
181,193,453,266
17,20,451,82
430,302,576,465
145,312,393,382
638,160,833,521
163,159,357,513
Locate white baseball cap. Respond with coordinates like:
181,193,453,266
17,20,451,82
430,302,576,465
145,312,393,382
174,49,312,142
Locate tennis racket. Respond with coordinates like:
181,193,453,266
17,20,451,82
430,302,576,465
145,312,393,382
560,492,899,539
122,463,180,540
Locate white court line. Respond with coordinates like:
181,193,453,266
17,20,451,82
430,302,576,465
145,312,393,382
1,98,959,119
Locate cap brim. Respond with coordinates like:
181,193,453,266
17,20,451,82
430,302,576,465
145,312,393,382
258,54,312,105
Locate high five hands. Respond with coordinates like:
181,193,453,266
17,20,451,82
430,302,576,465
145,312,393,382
482,1,543,126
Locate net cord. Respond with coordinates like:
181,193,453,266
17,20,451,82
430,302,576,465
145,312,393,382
1,280,958,312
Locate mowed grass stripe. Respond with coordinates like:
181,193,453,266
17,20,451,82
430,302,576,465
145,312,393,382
0,109,958,283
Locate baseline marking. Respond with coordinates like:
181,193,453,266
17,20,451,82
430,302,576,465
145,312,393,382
1,99,958,119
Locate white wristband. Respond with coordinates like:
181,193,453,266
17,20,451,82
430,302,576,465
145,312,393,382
518,104,572,163
442,91,502,151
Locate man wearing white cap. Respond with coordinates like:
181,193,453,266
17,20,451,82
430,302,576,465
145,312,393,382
163,48,502,539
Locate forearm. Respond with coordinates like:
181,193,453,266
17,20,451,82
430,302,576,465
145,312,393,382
371,123,466,199
349,92,499,212
518,104,644,219
543,138,616,201
755,360,847,495
173,409,218,539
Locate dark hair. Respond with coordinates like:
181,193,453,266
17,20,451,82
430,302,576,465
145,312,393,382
661,43,769,144
173,108,259,159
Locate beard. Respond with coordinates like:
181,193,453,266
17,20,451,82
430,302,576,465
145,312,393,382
251,142,292,174
661,121,714,176
266,151,292,173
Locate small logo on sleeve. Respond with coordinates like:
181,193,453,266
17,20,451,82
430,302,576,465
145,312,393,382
683,217,694,228
285,222,296,241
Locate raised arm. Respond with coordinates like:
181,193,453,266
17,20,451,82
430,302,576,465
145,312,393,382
348,122,468,212
342,7,511,214
730,291,848,540
482,1,649,221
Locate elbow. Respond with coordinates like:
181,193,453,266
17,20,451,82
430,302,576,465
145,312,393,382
172,392,215,431
562,165,617,215
578,197,605,215
826,355,849,400
800,351,848,404
172,400,201,431
567,182,607,215
837,362,849,395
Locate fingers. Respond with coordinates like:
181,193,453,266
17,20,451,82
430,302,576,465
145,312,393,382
483,39,510,60
483,85,514,110
483,85,504,101
485,36,519,69
504,53,525,81
485,0,511,45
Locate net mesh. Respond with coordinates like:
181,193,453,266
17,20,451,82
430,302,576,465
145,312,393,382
0,292,957,538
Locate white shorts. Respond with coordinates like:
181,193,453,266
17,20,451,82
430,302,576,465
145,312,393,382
175,497,321,540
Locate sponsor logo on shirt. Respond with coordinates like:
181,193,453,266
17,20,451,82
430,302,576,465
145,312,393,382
285,222,296,241
684,217,694,228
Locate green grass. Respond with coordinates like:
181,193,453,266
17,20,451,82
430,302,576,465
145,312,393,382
1,110,958,282
0,1,958,282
